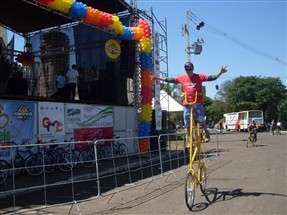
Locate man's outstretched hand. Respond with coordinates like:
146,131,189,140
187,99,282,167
221,66,228,74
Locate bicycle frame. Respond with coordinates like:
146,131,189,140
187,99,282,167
184,91,207,211
246,128,255,147
188,105,206,186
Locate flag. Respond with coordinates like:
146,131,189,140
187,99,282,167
7,34,14,63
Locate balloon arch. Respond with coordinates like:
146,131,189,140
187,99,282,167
35,0,153,152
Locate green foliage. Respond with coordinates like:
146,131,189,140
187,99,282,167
217,76,286,123
204,98,227,123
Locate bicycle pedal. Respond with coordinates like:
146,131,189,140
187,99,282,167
204,138,210,143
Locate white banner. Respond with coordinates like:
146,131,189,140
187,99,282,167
65,104,113,133
38,102,65,142
153,31,162,130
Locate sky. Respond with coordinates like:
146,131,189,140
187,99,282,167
137,0,286,98
7,0,286,99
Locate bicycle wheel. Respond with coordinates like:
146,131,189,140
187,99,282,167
78,150,95,168
185,171,195,211
97,145,105,159
13,155,24,178
0,160,9,185
251,136,255,146
103,145,112,158
57,152,72,173
118,143,127,156
246,135,251,147
43,153,56,174
25,155,44,176
199,165,207,194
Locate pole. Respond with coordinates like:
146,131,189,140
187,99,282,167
186,11,191,62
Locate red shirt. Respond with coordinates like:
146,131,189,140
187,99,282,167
174,73,209,105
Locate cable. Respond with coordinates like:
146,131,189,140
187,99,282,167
189,12,286,66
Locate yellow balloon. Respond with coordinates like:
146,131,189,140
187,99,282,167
48,0,73,14
112,16,119,22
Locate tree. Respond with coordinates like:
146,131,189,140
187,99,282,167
217,76,286,123
203,96,227,125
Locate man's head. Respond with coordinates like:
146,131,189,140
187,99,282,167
72,64,77,69
184,62,194,74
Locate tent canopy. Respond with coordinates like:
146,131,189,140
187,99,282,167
0,0,129,34
153,90,183,112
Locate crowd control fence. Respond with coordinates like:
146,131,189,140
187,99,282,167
0,130,224,214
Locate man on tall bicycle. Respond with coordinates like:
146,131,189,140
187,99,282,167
151,62,228,142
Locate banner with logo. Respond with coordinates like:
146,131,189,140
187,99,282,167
74,127,113,150
0,100,36,160
65,104,113,133
105,39,121,59
38,102,65,143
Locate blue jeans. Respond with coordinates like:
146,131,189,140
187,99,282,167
183,104,206,127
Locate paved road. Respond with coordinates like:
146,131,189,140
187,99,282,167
4,132,287,214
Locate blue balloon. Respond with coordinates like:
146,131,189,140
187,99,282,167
68,2,87,19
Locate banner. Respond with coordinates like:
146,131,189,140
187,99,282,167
38,102,65,142
74,127,113,150
0,100,36,160
65,104,113,133
153,31,162,130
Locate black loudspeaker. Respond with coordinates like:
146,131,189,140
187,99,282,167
6,78,28,96
106,62,119,79
115,76,128,105
102,80,116,103
150,110,168,151
119,40,136,78
100,77,128,105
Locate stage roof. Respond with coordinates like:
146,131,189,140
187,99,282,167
0,0,129,34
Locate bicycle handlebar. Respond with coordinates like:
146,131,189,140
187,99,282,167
183,91,198,105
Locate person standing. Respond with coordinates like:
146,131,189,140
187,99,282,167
151,62,228,142
270,119,276,135
66,64,79,100
55,70,67,98
276,120,282,134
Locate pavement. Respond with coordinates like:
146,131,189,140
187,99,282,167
1,131,286,215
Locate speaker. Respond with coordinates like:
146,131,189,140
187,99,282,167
119,40,136,78
150,110,168,151
102,80,116,103
6,78,28,96
115,76,128,105
106,62,119,79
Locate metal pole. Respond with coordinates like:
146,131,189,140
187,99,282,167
186,11,191,62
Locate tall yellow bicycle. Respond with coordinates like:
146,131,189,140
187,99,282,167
184,92,207,210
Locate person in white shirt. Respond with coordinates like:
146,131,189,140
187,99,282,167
276,121,282,134
66,64,79,100
55,70,67,98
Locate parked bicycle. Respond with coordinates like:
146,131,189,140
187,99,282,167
12,140,35,178
0,140,35,185
24,139,58,176
57,139,96,172
246,128,255,147
96,136,127,158
0,159,9,185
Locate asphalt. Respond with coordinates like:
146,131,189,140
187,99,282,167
1,131,286,215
